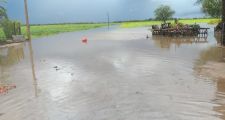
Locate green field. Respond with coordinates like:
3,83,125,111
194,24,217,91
0,23,109,41
121,18,221,28
21,23,109,39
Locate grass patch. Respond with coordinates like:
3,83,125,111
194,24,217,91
0,23,109,40
121,18,220,28
208,19,221,24
0,29,6,42
21,23,109,39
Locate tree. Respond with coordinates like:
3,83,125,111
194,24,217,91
199,0,225,45
222,0,225,22
196,0,222,18
0,0,7,20
0,6,7,19
154,5,175,23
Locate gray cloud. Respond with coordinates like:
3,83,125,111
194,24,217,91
7,0,204,24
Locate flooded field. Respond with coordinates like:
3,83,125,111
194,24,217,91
1,26,225,120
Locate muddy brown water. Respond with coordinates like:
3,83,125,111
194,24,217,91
0,25,225,120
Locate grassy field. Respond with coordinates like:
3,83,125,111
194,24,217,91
121,18,221,28
0,23,109,41
21,23,109,39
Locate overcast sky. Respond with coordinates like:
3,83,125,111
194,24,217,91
6,0,204,24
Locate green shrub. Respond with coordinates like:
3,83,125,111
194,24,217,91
0,19,21,39
0,28,6,42
14,22,21,35
1,19,14,39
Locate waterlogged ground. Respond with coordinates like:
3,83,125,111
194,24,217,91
0,26,225,120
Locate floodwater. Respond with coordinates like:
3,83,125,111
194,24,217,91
0,25,225,120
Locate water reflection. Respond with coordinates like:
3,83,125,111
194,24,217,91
152,36,208,49
0,43,38,96
196,47,225,65
195,45,225,119
214,78,225,120
0,44,25,67
214,32,222,45
0,44,25,94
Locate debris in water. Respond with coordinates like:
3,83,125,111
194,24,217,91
54,66,58,69
53,66,61,71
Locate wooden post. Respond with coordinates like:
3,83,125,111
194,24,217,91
24,0,37,89
13,22,16,35
18,23,21,35
107,12,110,30
24,0,32,40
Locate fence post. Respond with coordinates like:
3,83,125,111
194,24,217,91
13,22,16,35
18,23,21,35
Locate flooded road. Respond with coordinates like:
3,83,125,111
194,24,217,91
1,26,225,120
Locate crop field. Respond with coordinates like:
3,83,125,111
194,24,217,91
121,18,220,28
21,23,109,39
0,23,108,41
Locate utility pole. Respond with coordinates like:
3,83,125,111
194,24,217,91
24,0,37,81
107,12,110,30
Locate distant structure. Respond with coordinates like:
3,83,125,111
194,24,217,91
152,22,209,37
107,12,110,29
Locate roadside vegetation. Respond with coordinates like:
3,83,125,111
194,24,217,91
0,0,22,43
121,18,220,28
0,0,9,42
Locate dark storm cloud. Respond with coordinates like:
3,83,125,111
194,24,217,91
7,0,204,24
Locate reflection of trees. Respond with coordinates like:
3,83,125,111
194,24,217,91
0,45,25,67
196,47,225,66
152,36,208,49
214,32,222,45
213,78,225,120
196,45,225,119
0,44,25,85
